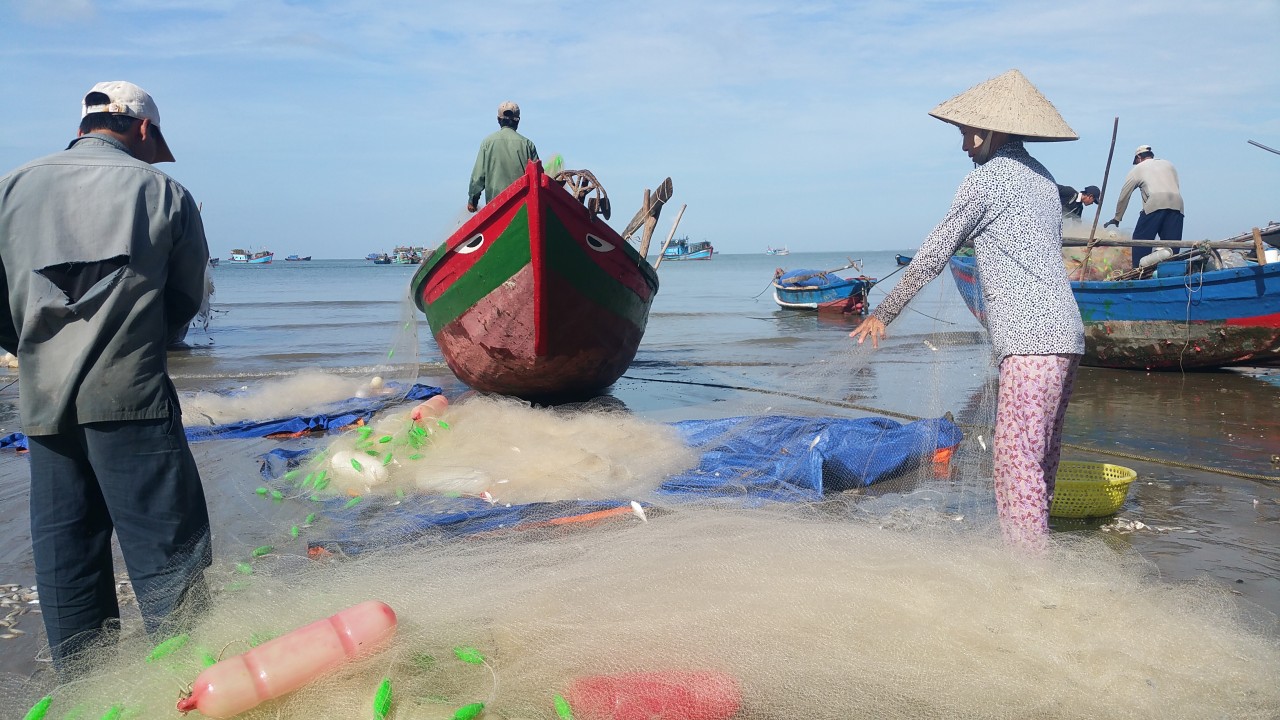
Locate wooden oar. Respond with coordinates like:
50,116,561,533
1078,116,1119,280
621,177,673,241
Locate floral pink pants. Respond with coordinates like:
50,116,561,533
993,353,1081,550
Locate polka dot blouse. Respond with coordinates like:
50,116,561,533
872,141,1085,360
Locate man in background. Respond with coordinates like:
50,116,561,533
467,101,539,212
1105,144,1184,265
0,81,212,671
1057,183,1101,220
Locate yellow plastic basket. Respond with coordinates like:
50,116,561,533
1049,461,1137,519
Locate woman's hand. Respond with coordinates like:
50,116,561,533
850,316,886,348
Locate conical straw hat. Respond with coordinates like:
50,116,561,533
929,69,1077,142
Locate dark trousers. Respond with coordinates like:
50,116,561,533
1131,209,1185,265
27,415,212,668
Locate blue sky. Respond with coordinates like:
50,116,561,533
2,1,1278,258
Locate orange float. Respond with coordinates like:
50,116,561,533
176,600,397,717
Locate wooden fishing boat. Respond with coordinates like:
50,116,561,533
949,254,1280,369
411,160,660,398
772,263,875,315
662,237,714,260
896,254,913,266
765,246,790,256
229,248,273,264
284,254,311,261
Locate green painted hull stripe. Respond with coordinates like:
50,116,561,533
424,207,532,329
544,211,649,326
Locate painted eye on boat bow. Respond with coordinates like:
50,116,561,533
456,234,485,254
585,234,615,252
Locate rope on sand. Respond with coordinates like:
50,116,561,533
621,374,1280,484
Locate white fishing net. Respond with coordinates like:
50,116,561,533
3,276,1278,720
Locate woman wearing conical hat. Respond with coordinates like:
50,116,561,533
851,70,1086,551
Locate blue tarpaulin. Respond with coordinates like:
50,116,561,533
260,413,963,555
0,383,443,451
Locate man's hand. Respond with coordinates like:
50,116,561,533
466,203,478,213
1103,219,1119,228
850,315,887,348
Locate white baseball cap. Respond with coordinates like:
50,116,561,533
82,81,175,162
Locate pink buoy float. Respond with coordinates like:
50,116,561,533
177,600,397,717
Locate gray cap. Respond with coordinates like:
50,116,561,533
497,101,520,119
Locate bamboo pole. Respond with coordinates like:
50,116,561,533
1248,139,1280,156
652,204,687,270
635,189,653,258
1255,227,1269,264
1078,117,1119,280
1062,238,1256,249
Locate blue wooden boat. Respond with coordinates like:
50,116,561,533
896,254,913,266
773,265,875,315
284,254,311,261
229,248,273,264
949,255,1280,369
765,246,790,256
662,237,714,260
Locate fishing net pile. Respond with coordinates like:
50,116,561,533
3,286,1279,720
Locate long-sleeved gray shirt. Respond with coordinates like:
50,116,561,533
0,134,209,435
873,141,1084,360
468,127,539,207
1110,158,1183,223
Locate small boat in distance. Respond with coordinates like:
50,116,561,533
661,237,714,261
896,254,913,266
773,261,875,315
284,254,312,261
765,246,790,256
229,249,274,264
392,246,424,264
371,254,393,265
208,257,219,267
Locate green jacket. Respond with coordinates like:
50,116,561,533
468,127,538,207
0,134,209,435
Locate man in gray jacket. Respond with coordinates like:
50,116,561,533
0,81,212,670
1104,144,1184,265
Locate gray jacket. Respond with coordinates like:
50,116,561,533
0,134,209,435
1111,158,1183,223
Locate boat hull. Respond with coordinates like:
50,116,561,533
412,161,659,398
949,256,1280,369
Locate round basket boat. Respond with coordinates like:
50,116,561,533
1050,461,1138,519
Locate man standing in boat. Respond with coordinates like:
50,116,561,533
1104,145,1184,265
467,101,539,213
1057,183,1101,220
0,81,212,671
